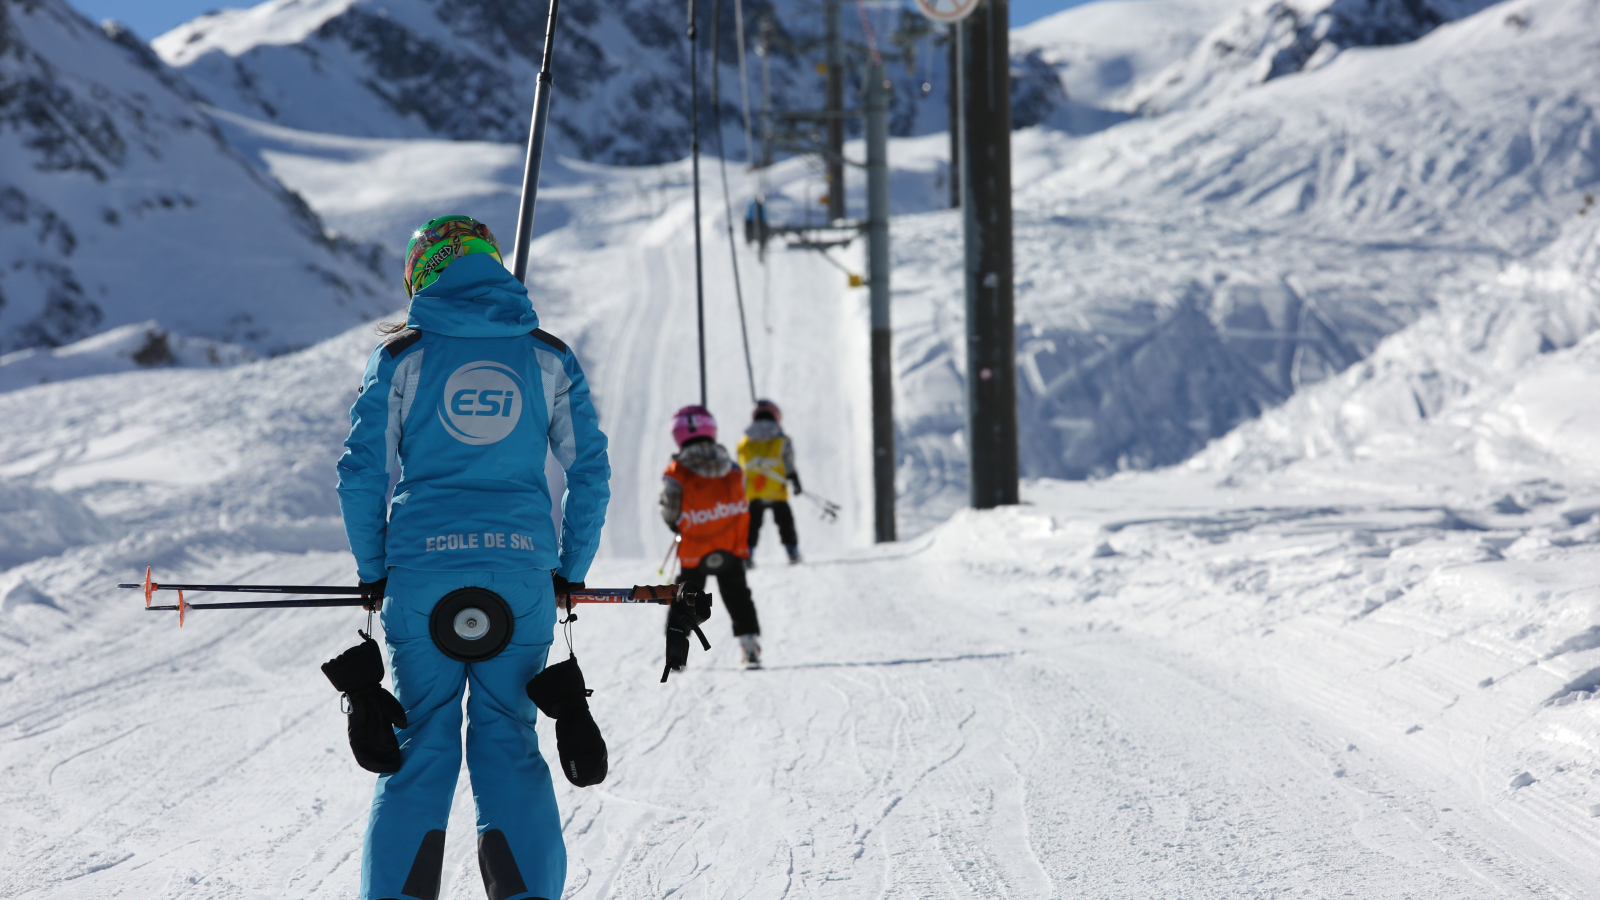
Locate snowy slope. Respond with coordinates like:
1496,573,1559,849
0,0,394,356
888,0,1600,509
2,240,1600,896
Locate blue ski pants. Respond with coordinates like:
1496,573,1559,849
362,567,563,900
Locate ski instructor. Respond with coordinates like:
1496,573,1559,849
336,215,609,900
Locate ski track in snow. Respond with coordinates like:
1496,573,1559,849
4,478,1600,896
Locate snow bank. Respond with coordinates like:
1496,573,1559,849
0,321,254,392
0,319,383,559
0,478,111,569
1197,214,1600,482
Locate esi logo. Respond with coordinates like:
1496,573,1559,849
438,361,524,445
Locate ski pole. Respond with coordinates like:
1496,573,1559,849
146,597,368,612
119,567,372,606
123,582,364,596
656,533,680,577
557,585,678,612
139,591,676,624
116,568,379,626
801,491,841,522
123,569,681,625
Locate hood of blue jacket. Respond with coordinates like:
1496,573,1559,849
405,253,540,337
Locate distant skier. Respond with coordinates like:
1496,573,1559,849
736,399,802,567
659,405,762,667
336,215,609,900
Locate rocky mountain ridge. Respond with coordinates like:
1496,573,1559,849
0,0,394,358
150,0,1083,164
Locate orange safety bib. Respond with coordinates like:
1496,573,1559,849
667,460,750,567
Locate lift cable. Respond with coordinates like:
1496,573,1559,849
688,0,708,407
711,0,760,404
733,0,756,165
857,0,885,68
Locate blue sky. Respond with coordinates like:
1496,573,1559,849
69,0,1093,41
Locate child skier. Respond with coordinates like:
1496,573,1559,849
736,399,802,567
336,215,610,900
659,405,762,667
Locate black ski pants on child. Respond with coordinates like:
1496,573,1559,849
678,558,760,637
748,499,798,549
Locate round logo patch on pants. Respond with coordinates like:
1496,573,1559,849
428,587,515,661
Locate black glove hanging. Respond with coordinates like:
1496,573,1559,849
322,631,408,774
662,589,712,683
526,656,607,787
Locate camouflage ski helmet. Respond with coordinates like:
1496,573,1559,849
403,215,503,296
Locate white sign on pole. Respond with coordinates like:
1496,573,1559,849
913,0,982,24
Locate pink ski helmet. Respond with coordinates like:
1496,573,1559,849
672,405,717,446
752,399,782,423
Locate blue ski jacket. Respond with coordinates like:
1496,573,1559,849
336,253,610,584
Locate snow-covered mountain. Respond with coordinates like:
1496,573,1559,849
178,0,1600,498
0,0,394,357
1012,0,1247,108
1129,0,1502,113
152,0,826,164
150,0,1101,163
123,0,1600,493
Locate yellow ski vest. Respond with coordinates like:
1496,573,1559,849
737,434,790,501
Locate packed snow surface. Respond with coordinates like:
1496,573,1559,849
4,293,1600,896
2,0,1600,896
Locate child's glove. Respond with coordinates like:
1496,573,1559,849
322,632,407,773
661,589,712,682
526,657,607,786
